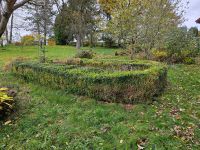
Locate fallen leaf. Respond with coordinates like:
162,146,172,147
4,120,12,125
123,104,135,111
120,140,123,144
137,138,148,150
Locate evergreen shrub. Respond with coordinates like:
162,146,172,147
12,59,167,104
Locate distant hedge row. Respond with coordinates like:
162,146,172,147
12,59,167,104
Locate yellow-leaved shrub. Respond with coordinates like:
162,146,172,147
0,88,14,119
48,39,56,46
151,49,168,61
21,35,35,46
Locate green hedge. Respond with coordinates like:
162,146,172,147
12,59,167,104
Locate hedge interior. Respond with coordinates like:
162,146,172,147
12,59,167,104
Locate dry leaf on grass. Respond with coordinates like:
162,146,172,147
4,120,12,125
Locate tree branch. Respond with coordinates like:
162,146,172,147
13,0,32,10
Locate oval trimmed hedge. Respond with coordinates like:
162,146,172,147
11,59,167,104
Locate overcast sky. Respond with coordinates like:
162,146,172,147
183,0,200,29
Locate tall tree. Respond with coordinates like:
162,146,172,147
189,27,199,37
0,0,32,38
67,0,99,50
106,0,185,58
98,0,116,20
54,4,73,45
25,0,55,45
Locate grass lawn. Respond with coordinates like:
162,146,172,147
0,46,200,149
0,45,116,65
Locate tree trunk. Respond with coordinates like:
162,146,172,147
9,13,14,44
43,0,47,45
130,38,135,60
36,22,41,36
0,13,12,38
0,40,3,47
34,5,41,36
76,33,81,51
44,27,47,45
5,28,9,44
90,33,94,48
0,0,32,38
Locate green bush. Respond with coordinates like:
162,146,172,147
102,34,117,48
12,59,167,104
151,49,196,64
164,27,196,55
160,27,199,63
153,27,199,64
183,57,195,64
75,50,94,59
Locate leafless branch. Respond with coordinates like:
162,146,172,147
14,0,33,10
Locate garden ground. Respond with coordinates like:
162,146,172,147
0,45,200,149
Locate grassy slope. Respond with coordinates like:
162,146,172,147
0,46,199,149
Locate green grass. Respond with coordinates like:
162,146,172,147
0,45,116,62
0,46,200,149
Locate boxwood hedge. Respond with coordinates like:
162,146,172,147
11,59,167,104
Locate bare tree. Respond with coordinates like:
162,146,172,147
0,0,32,38
25,0,56,45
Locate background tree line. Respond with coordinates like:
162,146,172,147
0,0,199,63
